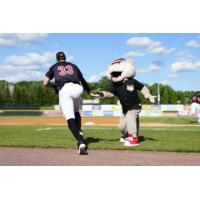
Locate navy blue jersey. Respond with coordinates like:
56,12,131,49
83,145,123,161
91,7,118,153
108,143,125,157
45,61,90,92
192,94,200,104
109,79,144,113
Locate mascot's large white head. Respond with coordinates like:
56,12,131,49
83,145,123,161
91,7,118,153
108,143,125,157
107,58,136,82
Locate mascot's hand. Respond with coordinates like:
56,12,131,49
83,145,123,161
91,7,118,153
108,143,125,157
149,95,157,103
90,91,104,98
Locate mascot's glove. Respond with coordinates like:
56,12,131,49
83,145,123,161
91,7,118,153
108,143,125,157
149,95,157,103
90,91,104,98
141,86,157,104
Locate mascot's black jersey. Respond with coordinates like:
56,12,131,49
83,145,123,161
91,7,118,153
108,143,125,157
109,79,144,113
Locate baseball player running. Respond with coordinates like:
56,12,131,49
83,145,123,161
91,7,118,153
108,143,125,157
43,51,91,155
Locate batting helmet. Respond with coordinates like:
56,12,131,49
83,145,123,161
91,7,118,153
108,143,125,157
56,51,66,61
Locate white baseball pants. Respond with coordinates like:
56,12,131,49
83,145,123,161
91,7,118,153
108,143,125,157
190,102,200,123
59,83,83,120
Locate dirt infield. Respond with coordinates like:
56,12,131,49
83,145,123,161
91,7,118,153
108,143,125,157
0,147,200,166
0,116,134,126
0,116,191,126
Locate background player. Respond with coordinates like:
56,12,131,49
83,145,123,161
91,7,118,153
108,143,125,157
43,51,91,155
190,92,200,123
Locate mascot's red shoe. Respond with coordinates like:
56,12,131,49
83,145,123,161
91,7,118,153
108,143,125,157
124,136,140,147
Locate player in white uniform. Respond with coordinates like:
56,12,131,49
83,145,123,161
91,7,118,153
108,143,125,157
190,93,200,123
43,52,91,155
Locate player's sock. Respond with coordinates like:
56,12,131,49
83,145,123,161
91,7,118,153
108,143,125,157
67,118,84,144
136,115,140,137
75,112,81,131
121,131,128,139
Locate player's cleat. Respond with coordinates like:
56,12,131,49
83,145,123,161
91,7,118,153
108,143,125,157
120,137,125,142
124,137,140,147
78,144,88,155
119,132,129,142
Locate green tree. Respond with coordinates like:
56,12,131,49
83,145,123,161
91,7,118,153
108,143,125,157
170,91,177,104
177,91,186,104
12,82,30,105
185,91,195,104
1,77,199,106
98,76,112,90
161,86,169,104
0,80,12,105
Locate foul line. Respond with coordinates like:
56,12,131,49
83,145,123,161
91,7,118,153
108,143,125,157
36,127,200,132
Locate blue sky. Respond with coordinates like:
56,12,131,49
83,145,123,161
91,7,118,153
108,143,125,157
0,33,200,91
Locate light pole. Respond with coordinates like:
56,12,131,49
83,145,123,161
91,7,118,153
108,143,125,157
152,60,164,106
157,83,160,106
8,82,14,97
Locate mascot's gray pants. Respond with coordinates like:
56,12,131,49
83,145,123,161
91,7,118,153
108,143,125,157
119,109,141,137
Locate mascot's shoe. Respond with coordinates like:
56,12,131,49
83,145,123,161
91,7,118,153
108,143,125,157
124,137,140,147
78,144,88,155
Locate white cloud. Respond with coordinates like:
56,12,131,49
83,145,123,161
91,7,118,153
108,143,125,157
126,37,161,47
126,36,175,55
170,60,200,73
0,37,15,47
4,52,55,66
88,71,106,82
186,40,200,48
0,33,48,47
0,34,16,47
0,63,44,83
138,64,161,73
0,70,44,83
177,50,196,59
17,33,48,43
0,64,39,73
149,46,175,55
123,51,145,58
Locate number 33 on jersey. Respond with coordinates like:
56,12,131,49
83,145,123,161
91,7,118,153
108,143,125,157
58,65,74,76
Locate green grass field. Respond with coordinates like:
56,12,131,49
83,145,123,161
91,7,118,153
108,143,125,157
0,121,200,152
141,116,198,125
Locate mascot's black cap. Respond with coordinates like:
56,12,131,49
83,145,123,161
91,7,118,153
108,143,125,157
111,58,126,65
56,51,66,61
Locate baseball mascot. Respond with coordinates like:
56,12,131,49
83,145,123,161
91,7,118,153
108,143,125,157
190,92,200,123
93,58,156,146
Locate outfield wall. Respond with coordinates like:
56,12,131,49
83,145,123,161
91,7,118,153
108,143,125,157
45,104,191,117
81,104,191,117
0,104,191,117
